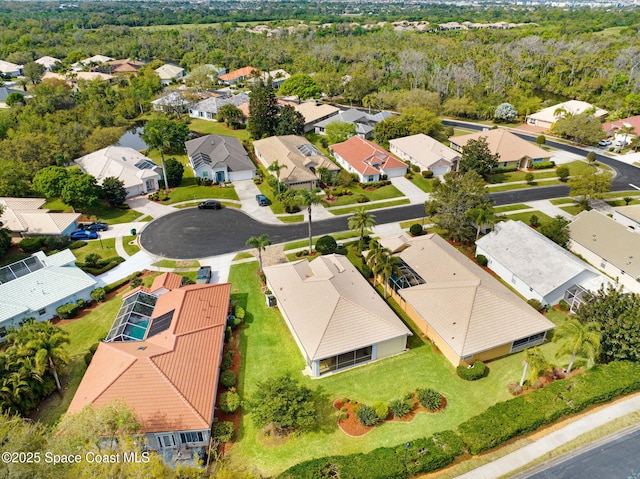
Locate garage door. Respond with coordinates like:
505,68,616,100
229,170,255,182
431,166,450,176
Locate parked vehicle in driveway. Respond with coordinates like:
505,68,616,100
70,229,98,240
614,139,628,147
196,266,212,284
598,139,612,147
256,194,269,207
198,200,222,210
79,222,108,231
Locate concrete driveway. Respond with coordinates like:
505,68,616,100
234,179,281,224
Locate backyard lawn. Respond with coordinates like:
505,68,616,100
188,118,250,142
70,238,119,263
225,262,570,476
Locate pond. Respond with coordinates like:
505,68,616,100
116,125,148,150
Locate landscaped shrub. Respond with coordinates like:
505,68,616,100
234,306,245,320
529,215,540,227
69,240,87,250
405,173,414,179
316,235,338,255
532,161,555,169
84,253,102,268
372,402,389,422
556,165,570,181
457,361,487,381
361,263,373,279
19,237,43,253
355,194,369,203
76,298,85,309
130,277,142,288
476,254,488,267
411,164,420,173
227,315,242,330
220,369,236,388
409,224,423,236
422,170,434,178
527,298,544,312
389,397,413,418
508,381,523,396
104,271,141,294
43,235,71,251
490,166,517,174
224,326,232,342
355,404,379,426
558,299,570,311
212,421,234,443
56,302,80,319
81,256,126,275
221,349,234,370
416,388,442,411
219,388,241,413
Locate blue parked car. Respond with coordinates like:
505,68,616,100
70,229,98,240
256,194,268,207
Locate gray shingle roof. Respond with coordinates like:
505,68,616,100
185,134,254,173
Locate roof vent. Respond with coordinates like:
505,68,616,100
122,156,127,161
137,346,146,350
210,139,215,145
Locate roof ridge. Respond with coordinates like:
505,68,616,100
458,283,480,355
310,291,341,358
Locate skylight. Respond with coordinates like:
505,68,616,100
105,291,157,342
296,144,323,157
0,256,44,285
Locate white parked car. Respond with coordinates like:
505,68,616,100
614,139,629,147
598,139,612,147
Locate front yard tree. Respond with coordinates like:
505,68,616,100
275,105,305,136
23,61,45,85
60,171,101,211
101,176,127,206
297,188,323,252
246,234,271,272
425,171,494,243
538,215,570,246
520,347,548,387
348,208,377,251
268,159,288,194
278,73,321,101
247,77,278,139
551,112,605,145
567,171,612,208
247,374,317,435
553,319,601,373
32,166,69,198
217,103,244,128
326,121,356,145
164,158,184,188
459,136,499,177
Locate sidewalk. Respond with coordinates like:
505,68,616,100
455,393,640,479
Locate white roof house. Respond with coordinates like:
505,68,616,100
476,220,611,309
151,91,193,114
0,197,80,236
188,92,250,121
0,60,23,77
0,250,97,336
71,55,114,71
526,100,608,129
74,146,162,198
569,210,640,294
612,204,640,232
154,64,186,86
35,56,61,71
264,254,412,377
389,134,460,176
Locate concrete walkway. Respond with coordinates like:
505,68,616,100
96,250,156,286
390,176,430,204
126,195,176,218
455,393,640,479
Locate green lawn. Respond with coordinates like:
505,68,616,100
323,184,404,207
283,230,365,251
71,238,118,263
501,210,554,225
278,215,305,223
138,215,153,222
494,204,530,213
328,199,410,215
43,199,143,225
255,173,286,214
601,191,640,198
606,199,640,207
487,179,562,192
122,236,140,256
175,201,240,209
226,262,571,476
160,185,239,204
188,119,250,142
559,205,584,216
233,252,255,261
399,218,429,229
409,174,435,193
487,168,558,184
550,198,576,205
151,259,199,268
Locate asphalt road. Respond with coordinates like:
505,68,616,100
141,122,640,259
518,426,640,479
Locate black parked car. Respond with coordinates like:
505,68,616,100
79,222,108,231
198,200,222,210
256,194,269,207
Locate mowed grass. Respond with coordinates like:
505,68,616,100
70,237,118,263
329,199,410,215
122,235,140,256
322,184,404,207
283,230,364,250
409,174,436,192
494,203,530,213
188,119,250,142
500,210,554,225
225,262,563,476
43,199,143,224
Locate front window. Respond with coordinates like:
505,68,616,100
179,431,204,444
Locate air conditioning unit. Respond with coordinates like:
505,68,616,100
265,294,277,307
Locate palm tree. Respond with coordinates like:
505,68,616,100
553,319,600,373
365,239,385,286
297,188,323,252
348,208,377,252
22,323,71,395
268,160,288,194
378,250,402,299
468,207,496,240
618,124,635,148
246,234,271,272
520,347,548,387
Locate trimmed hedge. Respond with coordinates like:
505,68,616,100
80,257,125,275
457,361,487,381
458,361,640,454
56,302,80,319
104,271,142,293
19,237,44,253
532,161,555,169
490,166,518,174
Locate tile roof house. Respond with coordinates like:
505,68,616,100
526,100,608,130
389,134,460,176
449,129,551,170
612,204,640,232
0,59,23,77
385,234,555,366
69,273,231,461
154,64,186,86
569,210,640,294
602,115,639,145
0,197,80,236
264,254,412,377
151,91,193,114
185,134,255,183
314,108,392,139
476,220,611,311
188,92,250,121
218,66,261,85
330,136,407,182
253,135,338,190
0,250,96,337
71,55,114,71
35,56,61,72
74,146,162,198
106,58,145,75
293,102,340,132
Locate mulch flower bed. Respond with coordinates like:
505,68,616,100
214,326,243,455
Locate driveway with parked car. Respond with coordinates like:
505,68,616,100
70,229,98,240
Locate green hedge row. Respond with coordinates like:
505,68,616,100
278,430,464,479
458,361,640,454
531,161,555,169
104,271,142,293
80,256,125,275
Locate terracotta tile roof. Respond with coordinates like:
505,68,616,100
329,136,406,175
449,129,550,164
602,115,640,134
219,66,260,82
68,281,231,434
151,272,183,292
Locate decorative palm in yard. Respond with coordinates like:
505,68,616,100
246,234,271,272
377,251,401,299
348,208,376,252
520,347,548,387
268,159,288,194
296,188,323,253
553,319,601,373
365,239,385,286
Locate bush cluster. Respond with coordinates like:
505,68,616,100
409,224,423,236
363,180,391,189
355,194,369,203
104,271,141,294
316,235,337,255
531,161,555,170
331,187,352,197
219,388,241,413
490,166,517,174
389,392,414,418
56,302,80,319
456,361,487,381
90,287,106,302
220,370,236,388
355,404,379,426
80,256,125,275
220,349,234,371
416,388,442,411
558,299,570,311
422,170,434,178
212,421,234,443
476,254,488,267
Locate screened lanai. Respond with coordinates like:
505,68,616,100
105,290,157,342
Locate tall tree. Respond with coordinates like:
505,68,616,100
164,157,184,188
348,208,376,252
23,62,45,85
60,171,101,211
551,112,605,145
20,322,70,395
325,121,356,145
278,73,321,101
468,206,496,239
246,234,271,272
538,215,570,246
459,136,499,177
377,249,402,298
141,118,189,188
247,77,278,139
268,159,288,194
32,166,69,198
567,171,612,208
217,103,244,128
275,105,305,136
296,188,323,252
553,319,601,373
101,176,127,206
